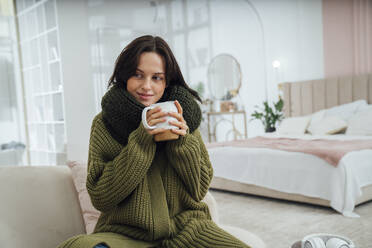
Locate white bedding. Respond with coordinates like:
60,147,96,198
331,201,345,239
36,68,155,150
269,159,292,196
207,134,372,217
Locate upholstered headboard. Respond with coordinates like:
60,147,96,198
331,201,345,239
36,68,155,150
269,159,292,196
279,74,372,117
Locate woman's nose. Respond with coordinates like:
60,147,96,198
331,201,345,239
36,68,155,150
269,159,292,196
142,77,152,89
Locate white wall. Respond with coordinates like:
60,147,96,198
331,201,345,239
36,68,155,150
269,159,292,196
57,0,96,163
210,0,324,137
253,0,324,98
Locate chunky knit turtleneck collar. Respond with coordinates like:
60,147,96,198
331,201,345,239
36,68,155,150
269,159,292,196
101,85,201,146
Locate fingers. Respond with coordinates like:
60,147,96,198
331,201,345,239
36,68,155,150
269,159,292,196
147,107,169,119
148,118,166,127
174,100,183,115
147,128,167,136
147,112,167,125
146,107,161,119
146,107,167,126
169,119,188,137
151,110,168,120
168,111,184,123
171,128,187,136
169,120,188,130
168,101,187,137
144,101,188,137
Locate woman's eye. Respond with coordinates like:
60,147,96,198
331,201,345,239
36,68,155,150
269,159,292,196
134,73,143,79
153,76,164,81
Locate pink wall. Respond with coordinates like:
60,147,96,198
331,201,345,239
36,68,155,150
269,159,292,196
323,0,372,78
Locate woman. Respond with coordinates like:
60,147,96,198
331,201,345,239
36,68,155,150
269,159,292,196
58,35,249,248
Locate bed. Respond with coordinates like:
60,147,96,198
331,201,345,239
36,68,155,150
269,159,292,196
207,74,372,217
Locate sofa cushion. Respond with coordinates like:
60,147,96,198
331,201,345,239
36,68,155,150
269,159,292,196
0,166,85,248
68,161,101,234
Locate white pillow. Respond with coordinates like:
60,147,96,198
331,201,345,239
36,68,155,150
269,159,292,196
277,116,311,135
307,110,326,132
346,106,372,135
324,99,367,121
355,103,371,113
307,116,347,135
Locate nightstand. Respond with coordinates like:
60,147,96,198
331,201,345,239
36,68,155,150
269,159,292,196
207,110,247,142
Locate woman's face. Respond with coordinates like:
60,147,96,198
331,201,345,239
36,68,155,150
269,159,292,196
127,52,166,106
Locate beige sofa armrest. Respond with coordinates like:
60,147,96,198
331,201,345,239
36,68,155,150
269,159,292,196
0,166,85,248
201,191,220,224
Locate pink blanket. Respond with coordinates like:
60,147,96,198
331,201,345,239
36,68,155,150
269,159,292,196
206,137,372,167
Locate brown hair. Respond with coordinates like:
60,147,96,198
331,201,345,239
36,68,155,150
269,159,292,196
108,35,201,102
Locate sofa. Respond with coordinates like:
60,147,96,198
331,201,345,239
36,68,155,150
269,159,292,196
0,165,266,248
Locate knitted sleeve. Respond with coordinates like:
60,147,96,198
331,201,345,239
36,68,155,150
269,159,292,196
86,115,156,212
165,129,213,202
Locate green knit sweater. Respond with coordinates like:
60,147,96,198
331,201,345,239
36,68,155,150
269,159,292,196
58,113,249,248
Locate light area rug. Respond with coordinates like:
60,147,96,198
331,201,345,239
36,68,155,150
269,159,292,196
210,189,372,248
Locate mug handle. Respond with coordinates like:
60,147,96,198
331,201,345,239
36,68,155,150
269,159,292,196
142,106,156,129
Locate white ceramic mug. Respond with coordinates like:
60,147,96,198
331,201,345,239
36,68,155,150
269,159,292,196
141,101,178,130
141,101,180,141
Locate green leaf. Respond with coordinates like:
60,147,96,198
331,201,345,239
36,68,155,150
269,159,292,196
251,98,284,132
274,98,284,112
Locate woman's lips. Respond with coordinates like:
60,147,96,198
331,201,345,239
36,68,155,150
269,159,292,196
138,92,153,100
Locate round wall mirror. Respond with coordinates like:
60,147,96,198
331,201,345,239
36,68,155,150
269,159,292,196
207,54,242,100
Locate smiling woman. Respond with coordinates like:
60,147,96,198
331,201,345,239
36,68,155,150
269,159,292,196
126,52,166,106
57,35,250,248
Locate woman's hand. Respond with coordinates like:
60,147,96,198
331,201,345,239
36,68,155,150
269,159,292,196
168,100,189,136
144,106,168,136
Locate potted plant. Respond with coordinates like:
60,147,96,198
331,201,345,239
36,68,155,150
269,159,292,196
251,98,284,132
